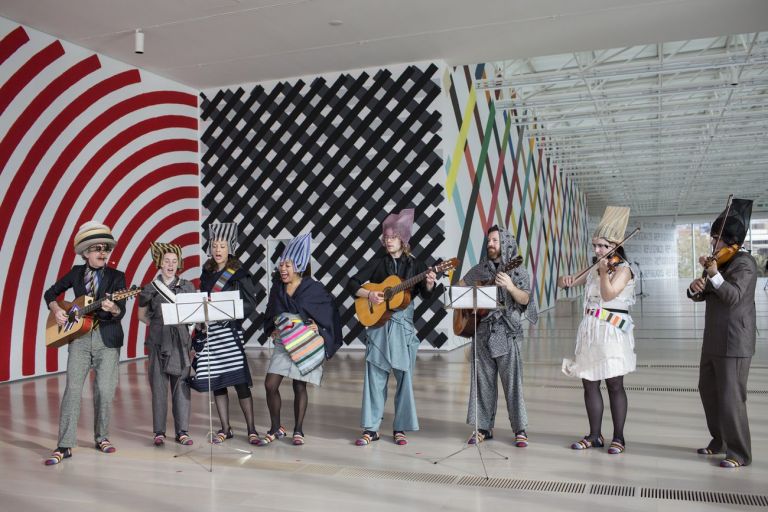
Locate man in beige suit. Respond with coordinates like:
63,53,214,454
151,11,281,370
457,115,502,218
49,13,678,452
687,198,756,468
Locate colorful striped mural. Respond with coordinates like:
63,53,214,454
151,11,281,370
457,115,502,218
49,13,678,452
442,64,590,311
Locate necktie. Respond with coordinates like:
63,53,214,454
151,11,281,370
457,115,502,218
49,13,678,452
85,268,99,296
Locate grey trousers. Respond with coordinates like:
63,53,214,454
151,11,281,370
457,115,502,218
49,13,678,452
148,345,190,435
699,353,752,465
57,329,120,448
467,335,527,432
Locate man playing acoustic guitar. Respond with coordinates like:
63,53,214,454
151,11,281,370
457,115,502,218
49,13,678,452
460,225,536,447
347,209,436,447
43,221,127,465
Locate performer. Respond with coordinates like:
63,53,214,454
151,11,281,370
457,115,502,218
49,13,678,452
137,242,195,446
460,225,537,447
259,233,343,446
43,222,126,465
189,223,259,444
347,209,436,446
687,198,756,468
559,206,635,455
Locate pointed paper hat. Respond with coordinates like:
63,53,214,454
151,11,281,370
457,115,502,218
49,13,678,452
279,233,312,273
207,222,239,255
710,198,753,245
593,206,630,243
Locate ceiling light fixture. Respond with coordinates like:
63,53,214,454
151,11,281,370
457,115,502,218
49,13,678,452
134,29,144,54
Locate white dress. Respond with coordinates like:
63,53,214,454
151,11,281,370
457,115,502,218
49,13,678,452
562,263,636,381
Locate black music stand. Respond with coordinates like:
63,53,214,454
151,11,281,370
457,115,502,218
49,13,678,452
161,291,251,472
432,285,508,479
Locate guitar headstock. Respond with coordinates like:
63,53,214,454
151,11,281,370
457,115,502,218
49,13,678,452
502,255,524,273
432,258,459,276
109,285,143,301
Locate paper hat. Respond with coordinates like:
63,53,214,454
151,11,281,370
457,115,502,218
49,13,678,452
150,242,183,270
207,222,239,255
382,208,415,245
711,198,753,245
593,206,630,243
279,233,312,273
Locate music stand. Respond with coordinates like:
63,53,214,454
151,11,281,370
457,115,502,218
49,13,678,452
432,285,508,479
161,291,250,471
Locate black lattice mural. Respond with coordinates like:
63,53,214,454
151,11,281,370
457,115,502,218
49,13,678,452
199,63,447,347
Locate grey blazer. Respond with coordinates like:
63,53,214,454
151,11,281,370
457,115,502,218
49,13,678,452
687,251,757,357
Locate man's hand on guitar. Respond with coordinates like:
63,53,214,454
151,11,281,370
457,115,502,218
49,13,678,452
425,270,437,290
53,306,69,327
368,290,385,305
102,298,120,316
495,272,514,291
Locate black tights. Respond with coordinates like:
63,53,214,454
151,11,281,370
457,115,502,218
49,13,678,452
213,385,257,434
264,373,308,434
582,376,627,443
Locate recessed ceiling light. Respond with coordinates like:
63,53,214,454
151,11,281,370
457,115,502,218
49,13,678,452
329,19,343,26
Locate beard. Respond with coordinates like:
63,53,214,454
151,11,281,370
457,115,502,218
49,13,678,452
487,247,500,260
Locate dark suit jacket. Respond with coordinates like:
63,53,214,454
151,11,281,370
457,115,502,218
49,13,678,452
687,251,757,357
44,265,128,348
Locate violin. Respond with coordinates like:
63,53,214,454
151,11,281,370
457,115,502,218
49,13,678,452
700,243,739,273
561,227,640,289
592,254,623,274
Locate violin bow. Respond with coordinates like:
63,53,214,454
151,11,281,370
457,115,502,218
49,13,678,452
568,227,641,286
707,194,734,261
693,194,734,295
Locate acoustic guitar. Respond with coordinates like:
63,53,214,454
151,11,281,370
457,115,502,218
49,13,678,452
45,286,142,348
453,255,523,338
355,258,459,327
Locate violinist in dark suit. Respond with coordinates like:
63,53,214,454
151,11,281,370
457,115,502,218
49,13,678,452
687,198,756,468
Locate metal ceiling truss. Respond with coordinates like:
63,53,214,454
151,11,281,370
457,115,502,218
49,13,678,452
481,32,768,216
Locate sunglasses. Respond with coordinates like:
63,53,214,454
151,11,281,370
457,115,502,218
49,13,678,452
87,244,113,253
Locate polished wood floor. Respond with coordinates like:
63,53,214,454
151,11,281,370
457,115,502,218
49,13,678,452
1,280,767,511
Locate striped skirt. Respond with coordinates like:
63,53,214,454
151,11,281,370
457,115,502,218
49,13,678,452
189,321,252,392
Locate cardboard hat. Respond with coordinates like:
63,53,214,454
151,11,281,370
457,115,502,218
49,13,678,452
593,206,630,244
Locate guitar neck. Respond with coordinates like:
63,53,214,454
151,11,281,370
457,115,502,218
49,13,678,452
391,269,431,294
81,296,107,315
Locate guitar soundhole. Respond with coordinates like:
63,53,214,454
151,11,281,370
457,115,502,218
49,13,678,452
383,289,392,302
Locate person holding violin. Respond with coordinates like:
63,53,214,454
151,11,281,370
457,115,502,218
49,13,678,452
687,198,756,468
460,225,537,447
558,206,636,455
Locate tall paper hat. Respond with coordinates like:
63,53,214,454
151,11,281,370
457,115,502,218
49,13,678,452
710,198,753,245
593,206,630,243
381,208,415,244
207,222,239,255
73,221,117,255
279,233,312,273
150,242,183,270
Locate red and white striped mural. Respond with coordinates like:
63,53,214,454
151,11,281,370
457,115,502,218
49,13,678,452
0,19,201,382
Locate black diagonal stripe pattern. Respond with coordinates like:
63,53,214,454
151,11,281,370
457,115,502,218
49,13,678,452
200,64,446,346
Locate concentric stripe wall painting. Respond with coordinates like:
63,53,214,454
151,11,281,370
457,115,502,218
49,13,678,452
0,20,200,381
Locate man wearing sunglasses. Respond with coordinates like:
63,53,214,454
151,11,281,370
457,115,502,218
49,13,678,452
42,221,127,465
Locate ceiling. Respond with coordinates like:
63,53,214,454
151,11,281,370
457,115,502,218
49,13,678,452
1,0,767,218
479,32,768,217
